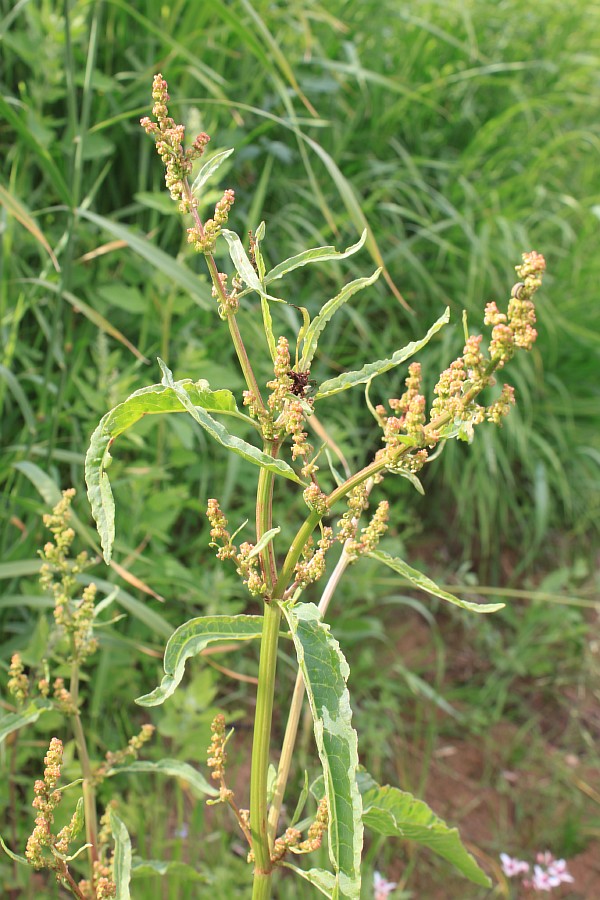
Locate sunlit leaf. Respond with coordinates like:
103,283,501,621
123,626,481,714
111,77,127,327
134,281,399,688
282,602,362,900
85,378,239,562
300,269,381,371
359,770,491,887
316,308,450,399
368,551,504,613
131,858,208,881
136,614,266,706
106,759,217,798
264,230,367,285
282,863,335,898
191,147,234,195
110,810,132,900
0,699,54,745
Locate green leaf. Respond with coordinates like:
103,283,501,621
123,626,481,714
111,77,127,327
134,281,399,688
0,364,37,433
316,308,450,399
0,699,54,744
131,858,208,882
299,269,381,372
282,863,336,898
71,797,85,839
76,208,212,310
368,551,504,613
191,148,234,195
136,614,266,706
0,834,28,866
261,296,277,361
246,527,280,561
158,359,302,485
264,231,367,285
106,758,217,798
84,378,243,562
220,228,263,294
282,602,362,900
358,770,491,887
110,810,132,900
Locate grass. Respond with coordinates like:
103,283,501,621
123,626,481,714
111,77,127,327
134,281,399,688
1,0,599,896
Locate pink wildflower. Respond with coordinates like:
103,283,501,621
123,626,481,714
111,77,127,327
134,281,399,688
374,870,397,899
500,853,530,877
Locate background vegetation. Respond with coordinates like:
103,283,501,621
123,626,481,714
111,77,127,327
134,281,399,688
1,0,598,896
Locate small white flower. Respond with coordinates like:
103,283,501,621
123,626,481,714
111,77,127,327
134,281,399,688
500,853,530,877
547,858,574,885
374,870,398,899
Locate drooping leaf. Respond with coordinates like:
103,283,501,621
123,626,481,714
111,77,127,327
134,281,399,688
368,551,504,613
282,602,362,900
0,364,37,432
131,858,208,882
0,834,28,866
0,699,54,745
316,308,450,399
106,758,217,798
76,208,212,309
110,810,132,900
282,863,336,898
158,360,302,482
358,770,491,887
136,614,266,706
299,269,381,371
85,378,239,562
191,147,234,195
264,230,367,285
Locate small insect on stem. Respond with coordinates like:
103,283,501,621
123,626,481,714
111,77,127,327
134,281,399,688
288,370,317,399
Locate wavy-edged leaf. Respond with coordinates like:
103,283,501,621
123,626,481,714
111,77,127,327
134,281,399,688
131,858,208,882
368,551,504,613
282,863,335,898
316,308,450,399
136,614,265,707
264,230,367,285
77,208,212,309
85,378,239,562
191,147,234,195
300,269,381,371
106,758,217,798
282,602,362,900
220,228,263,293
359,770,490,887
158,359,302,483
110,810,132,900
0,834,28,866
0,699,53,744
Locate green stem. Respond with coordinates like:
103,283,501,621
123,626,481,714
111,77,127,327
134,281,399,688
250,601,282,895
69,664,98,871
256,441,280,591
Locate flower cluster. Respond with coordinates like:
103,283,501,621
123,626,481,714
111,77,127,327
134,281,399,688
500,850,574,893
271,797,329,864
207,713,228,784
94,724,155,783
7,652,29,703
187,188,237,255
140,73,210,214
486,251,545,366
206,500,266,596
39,489,98,663
346,500,390,561
294,527,334,588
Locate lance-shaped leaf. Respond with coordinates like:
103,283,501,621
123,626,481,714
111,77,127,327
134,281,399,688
106,758,217,798
220,228,264,294
85,379,240,562
299,269,381,372
158,360,302,483
368,550,504,613
131,859,209,882
191,147,234,195
282,602,362,900
110,810,132,900
0,699,53,745
282,863,336,898
358,770,491,888
136,614,266,706
0,834,28,865
264,230,367,285
316,308,450,399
